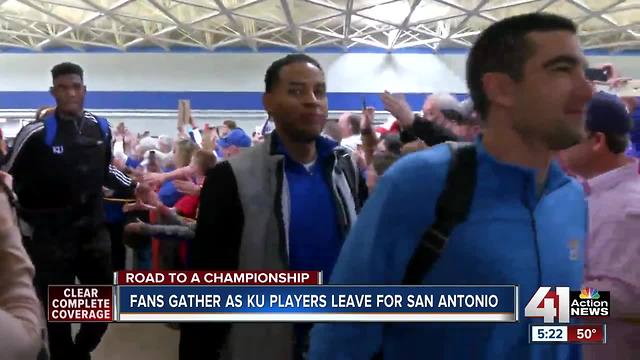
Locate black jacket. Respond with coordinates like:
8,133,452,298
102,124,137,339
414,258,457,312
400,114,459,145
4,111,135,225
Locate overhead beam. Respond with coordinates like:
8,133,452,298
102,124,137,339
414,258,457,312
82,0,172,50
227,0,269,12
431,0,497,24
389,0,422,49
443,0,490,43
31,0,134,49
14,0,85,30
395,37,441,49
171,0,219,12
212,0,256,51
299,12,343,27
33,0,95,12
568,0,637,41
0,28,48,38
576,0,625,25
279,0,302,50
13,0,88,49
303,0,343,13
583,39,640,49
350,36,388,49
604,3,640,14
482,0,540,12
342,0,354,48
231,13,286,27
145,0,213,49
146,0,185,25
253,37,296,49
579,22,639,36
299,25,342,39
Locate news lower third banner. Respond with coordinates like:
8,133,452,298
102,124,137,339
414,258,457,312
117,285,518,322
48,271,518,323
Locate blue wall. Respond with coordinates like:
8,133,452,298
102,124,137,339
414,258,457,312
0,91,468,111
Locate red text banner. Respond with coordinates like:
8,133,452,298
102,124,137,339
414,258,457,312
48,285,113,322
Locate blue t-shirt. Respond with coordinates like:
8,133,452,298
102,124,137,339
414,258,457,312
158,166,184,207
126,156,142,169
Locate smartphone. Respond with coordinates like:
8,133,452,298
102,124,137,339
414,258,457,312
362,97,367,110
585,68,608,82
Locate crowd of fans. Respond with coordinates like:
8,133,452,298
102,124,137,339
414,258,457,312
0,11,638,360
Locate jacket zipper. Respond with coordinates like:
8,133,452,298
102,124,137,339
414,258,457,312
525,198,543,287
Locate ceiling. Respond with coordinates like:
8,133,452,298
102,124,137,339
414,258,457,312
0,0,638,52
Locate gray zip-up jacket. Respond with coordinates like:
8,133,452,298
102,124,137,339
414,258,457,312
179,132,366,360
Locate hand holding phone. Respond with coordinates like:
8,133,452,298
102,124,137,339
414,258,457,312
586,68,608,82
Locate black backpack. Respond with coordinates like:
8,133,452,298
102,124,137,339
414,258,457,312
372,142,477,359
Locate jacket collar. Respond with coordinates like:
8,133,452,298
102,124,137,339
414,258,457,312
268,131,339,161
475,136,571,207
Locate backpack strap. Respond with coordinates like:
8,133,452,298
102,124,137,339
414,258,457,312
402,142,477,285
43,114,58,147
96,117,110,141
86,112,110,142
43,112,111,146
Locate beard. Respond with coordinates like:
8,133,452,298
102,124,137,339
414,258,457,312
543,122,587,151
513,117,586,151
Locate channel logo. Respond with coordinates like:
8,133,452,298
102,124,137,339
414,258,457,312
579,288,599,299
571,287,609,318
524,287,610,323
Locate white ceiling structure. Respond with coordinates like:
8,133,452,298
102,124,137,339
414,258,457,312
0,0,638,52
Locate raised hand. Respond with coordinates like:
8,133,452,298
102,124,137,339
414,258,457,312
361,106,375,131
380,91,413,128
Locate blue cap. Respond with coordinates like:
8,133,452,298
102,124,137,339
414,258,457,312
586,92,632,135
218,128,251,149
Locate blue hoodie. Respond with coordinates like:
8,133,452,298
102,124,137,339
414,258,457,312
308,139,587,360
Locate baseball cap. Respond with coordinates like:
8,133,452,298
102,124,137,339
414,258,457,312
586,92,632,134
218,128,251,149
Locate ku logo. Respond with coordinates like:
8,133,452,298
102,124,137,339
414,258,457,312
52,145,64,155
568,239,579,261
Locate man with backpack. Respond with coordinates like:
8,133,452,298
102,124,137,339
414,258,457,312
4,62,136,359
309,13,593,360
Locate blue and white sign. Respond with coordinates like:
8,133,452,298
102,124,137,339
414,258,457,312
117,285,518,322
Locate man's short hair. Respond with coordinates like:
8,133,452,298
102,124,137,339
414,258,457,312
264,54,323,93
380,133,402,156
427,93,461,112
603,133,629,154
372,153,400,176
51,62,84,81
194,149,217,172
466,13,576,119
223,120,237,129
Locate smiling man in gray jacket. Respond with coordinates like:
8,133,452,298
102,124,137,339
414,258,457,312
179,54,365,360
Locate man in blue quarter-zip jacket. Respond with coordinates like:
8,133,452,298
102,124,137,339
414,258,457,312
309,13,594,360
